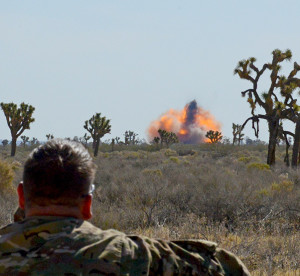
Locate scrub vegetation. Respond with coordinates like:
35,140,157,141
0,142,299,275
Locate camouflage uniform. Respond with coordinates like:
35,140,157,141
0,216,250,275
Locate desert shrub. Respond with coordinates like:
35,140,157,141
123,151,140,159
271,180,294,193
142,169,163,177
0,159,18,223
169,156,180,164
247,162,270,171
163,149,177,157
238,156,260,163
0,159,14,193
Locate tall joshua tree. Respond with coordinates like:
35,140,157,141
232,123,244,145
84,113,111,157
234,49,300,165
1,102,35,156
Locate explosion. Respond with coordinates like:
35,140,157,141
148,100,221,143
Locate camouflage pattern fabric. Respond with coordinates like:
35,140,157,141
0,216,250,275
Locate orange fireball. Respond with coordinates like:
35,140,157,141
148,100,221,144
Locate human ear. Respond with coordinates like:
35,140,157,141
81,195,92,220
17,182,25,210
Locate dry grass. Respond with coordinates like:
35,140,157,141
0,143,299,275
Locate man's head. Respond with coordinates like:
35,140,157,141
17,139,96,219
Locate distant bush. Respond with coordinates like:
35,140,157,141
169,156,180,164
247,162,270,171
163,149,177,157
238,156,260,163
142,169,163,178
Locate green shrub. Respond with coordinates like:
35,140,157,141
247,162,270,171
272,180,294,192
103,152,110,158
11,161,22,171
169,156,180,164
0,159,14,193
142,169,163,177
163,149,177,157
238,156,260,164
124,151,140,159
257,188,270,197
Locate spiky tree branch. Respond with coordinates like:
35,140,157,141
234,49,300,165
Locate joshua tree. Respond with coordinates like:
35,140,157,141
20,135,29,148
1,139,9,147
1,102,35,156
276,124,294,166
152,136,161,150
30,137,39,146
83,133,91,146
292,119,300,167
111,138,115,152
157,129,179,148
46,134,54,140
205,130,223,143
84,113,111,157
124,130,139,145
166,132,179,148
232,123,244,145
114,137,121,144
234,49,300,165
153,137,160,144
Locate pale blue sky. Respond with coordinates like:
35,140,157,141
1,1,300,142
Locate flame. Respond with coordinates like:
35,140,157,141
148,100,221,144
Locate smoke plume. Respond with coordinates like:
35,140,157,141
148,100,221,144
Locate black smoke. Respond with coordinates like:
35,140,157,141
178,100,208,144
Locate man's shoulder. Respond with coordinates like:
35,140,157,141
74,219,124,237
72,220,129,247
0,217,127,248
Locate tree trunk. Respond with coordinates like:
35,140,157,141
267,120,279,165
292,117,300,167
94,137,100,157
284,142,290,167
111,139,115,152
11,136,17,157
